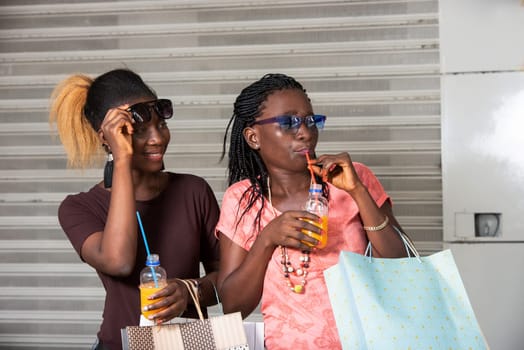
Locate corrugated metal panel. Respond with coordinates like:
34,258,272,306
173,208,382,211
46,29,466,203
0,0,441,348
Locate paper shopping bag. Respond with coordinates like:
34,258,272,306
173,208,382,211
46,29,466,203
324,244,488,349
122,279,249,350
122,312,248,350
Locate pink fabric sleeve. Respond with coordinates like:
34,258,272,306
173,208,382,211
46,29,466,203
353,162,391,208
215,180,256,250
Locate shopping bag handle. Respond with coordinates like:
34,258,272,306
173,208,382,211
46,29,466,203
394,226,420,259
364,225,421,262
177,279,205,320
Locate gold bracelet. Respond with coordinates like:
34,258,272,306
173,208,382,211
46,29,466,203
363,216,389,231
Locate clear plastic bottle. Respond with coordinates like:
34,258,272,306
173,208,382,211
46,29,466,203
303,183,329,249
139,254,167,318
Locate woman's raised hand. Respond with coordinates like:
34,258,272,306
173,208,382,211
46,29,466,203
311,152,362,193
98,106,134,159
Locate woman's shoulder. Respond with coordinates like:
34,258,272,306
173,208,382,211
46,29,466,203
60,184,107,207
352,162,380,182
222,179,251,197
164,172,217,201
58,184,109,227
351,162,388,200
166,172,211,187
352,161,372,174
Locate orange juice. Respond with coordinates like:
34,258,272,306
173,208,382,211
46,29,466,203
139,281,167,318
301,215,328,249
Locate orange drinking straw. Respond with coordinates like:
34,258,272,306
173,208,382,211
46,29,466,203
304,152,317,184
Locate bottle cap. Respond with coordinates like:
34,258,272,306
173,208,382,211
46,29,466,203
146,254,160,267
309,184,322,193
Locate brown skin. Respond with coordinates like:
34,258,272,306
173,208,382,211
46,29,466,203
217,89,407,318
80,97,218,323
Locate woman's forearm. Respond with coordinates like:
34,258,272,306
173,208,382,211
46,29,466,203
218,235,275,318
348,183,407,258
100,159,138,274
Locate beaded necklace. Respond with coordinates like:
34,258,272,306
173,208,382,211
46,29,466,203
267,177,311,294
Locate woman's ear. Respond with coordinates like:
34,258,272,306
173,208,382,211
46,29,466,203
243,127,260,150
97,130,110,152
97,129,106,144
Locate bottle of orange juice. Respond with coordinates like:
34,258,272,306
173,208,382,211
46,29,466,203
139,254,167,319
303,183,328,249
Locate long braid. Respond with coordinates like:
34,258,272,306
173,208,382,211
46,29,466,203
221,73,310,232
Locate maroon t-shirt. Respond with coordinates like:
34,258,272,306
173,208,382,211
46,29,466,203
58,173,220,350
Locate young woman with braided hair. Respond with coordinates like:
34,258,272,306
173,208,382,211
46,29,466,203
49,68,220,350
216,73,407,349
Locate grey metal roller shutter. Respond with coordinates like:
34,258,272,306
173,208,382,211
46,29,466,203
0,1,441,348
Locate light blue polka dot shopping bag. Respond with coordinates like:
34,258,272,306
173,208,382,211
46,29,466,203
324,228,489,350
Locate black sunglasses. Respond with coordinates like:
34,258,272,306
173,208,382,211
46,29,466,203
250,114,326,133
127,99,173,123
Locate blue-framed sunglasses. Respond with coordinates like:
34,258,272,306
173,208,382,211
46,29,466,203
250,114,326,133
127,99,173,123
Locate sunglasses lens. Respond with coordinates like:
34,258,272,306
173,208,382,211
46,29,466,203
305,116,315,128
129,99,173,123
290,116,303,130
284,115,325,132
313,115,326,129
277,116,294,130
155,99,173,119
257,115,326,132
130,104,151,123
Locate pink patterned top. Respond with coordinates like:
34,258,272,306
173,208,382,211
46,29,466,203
216,162,390,350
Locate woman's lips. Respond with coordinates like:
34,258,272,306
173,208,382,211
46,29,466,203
144,152,163,161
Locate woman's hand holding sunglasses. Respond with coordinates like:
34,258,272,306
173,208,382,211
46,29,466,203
99,99,173,160
99,106,135,160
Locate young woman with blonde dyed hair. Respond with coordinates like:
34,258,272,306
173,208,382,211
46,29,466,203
50,69,220,350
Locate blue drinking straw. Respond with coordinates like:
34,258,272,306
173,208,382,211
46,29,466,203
136,211,158,287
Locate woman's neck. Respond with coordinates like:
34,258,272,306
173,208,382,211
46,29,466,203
267,172,311,211
133,171,167,201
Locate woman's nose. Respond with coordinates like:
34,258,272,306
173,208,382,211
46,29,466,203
295,122,315,139
145,125,167,145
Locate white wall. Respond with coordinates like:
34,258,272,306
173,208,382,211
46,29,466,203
440,0,524,349
440,0,524,73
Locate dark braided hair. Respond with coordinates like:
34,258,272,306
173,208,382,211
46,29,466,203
221,73,324,232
